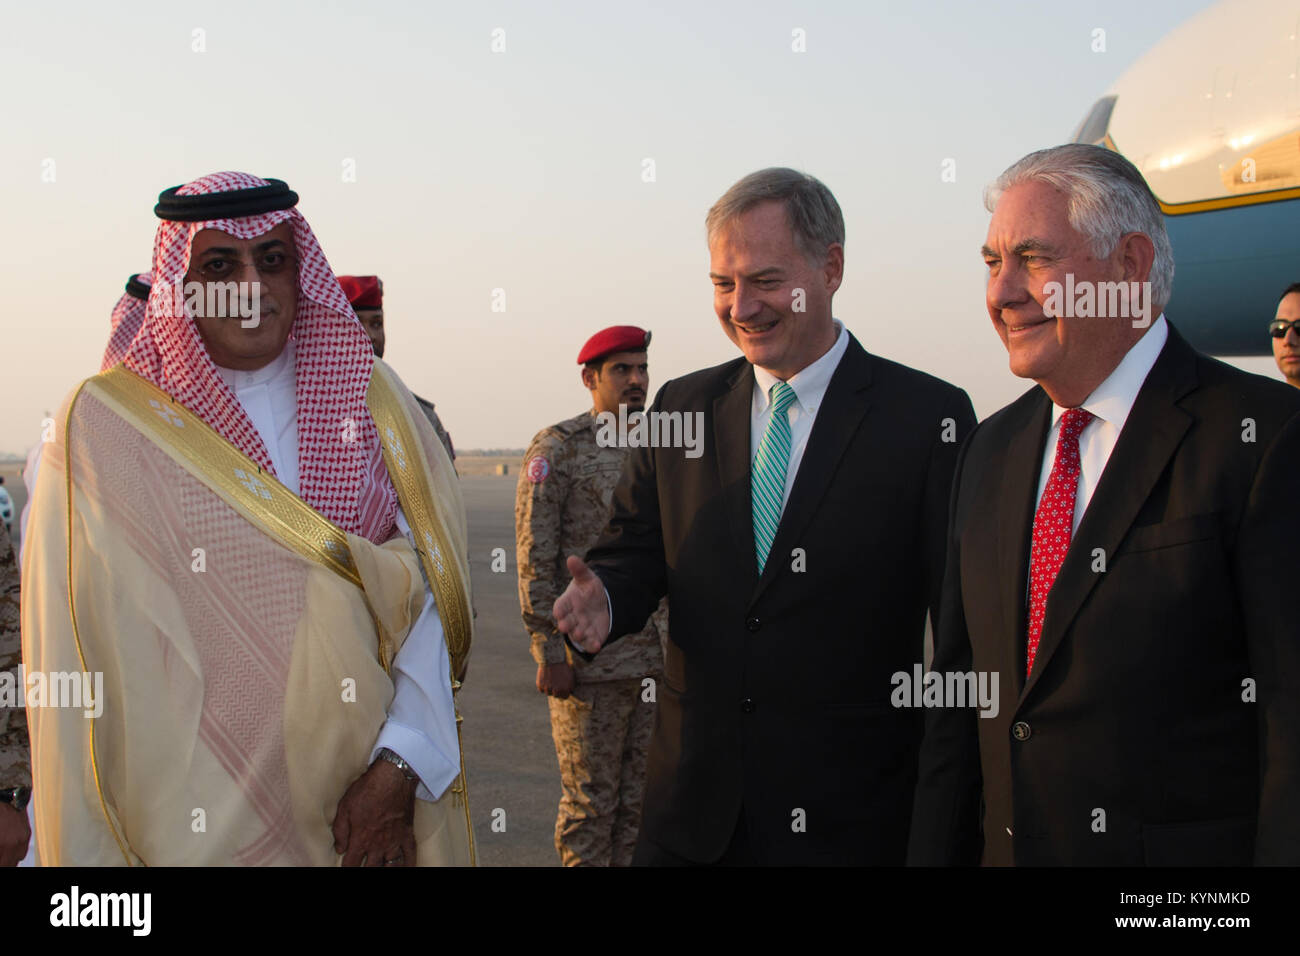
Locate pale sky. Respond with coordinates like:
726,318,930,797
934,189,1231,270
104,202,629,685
2,0,1280,454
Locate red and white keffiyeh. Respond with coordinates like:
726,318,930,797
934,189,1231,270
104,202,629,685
122,171,398,544
101,272,152,371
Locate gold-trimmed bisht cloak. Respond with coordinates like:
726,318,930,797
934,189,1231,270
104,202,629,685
20,360,474,866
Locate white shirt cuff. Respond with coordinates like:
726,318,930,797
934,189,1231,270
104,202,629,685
372,510,462,802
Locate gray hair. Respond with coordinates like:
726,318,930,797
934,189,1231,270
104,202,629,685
985,144,1174,309
706,167,844,262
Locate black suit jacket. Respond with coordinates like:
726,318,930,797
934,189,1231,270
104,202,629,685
585,333,976,864
908,324,1300,866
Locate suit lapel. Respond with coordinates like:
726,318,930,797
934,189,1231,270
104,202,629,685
1020,326,1198,704
751,337,873,604
994,392,1052,701
713,361,760,586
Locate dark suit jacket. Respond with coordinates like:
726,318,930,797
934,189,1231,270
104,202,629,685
585,333,976,864
908,324,1300,866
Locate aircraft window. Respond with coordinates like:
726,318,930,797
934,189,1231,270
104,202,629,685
1105,79,1300,208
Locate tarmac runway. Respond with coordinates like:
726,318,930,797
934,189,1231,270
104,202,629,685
2,462,562,867
457,474,560,867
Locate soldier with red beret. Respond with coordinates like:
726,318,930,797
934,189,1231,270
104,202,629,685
515,325,667,866
338,275,457,463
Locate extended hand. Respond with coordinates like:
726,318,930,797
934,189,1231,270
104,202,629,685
553,556,611,654
332,759,418,867
0,803,30,867
537,661,576,699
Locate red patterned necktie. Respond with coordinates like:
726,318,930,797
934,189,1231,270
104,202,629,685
1026,407,1094,677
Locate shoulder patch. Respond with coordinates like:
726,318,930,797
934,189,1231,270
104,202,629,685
525,454,551,483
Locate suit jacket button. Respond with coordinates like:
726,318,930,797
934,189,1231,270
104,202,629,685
745,617,761,633
741,698,756,713
1011,721,1031,741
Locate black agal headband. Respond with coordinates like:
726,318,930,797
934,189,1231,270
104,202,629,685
124,273,151,300
154,178,299,222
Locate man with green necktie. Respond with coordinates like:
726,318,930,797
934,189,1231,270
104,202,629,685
554,167,976,865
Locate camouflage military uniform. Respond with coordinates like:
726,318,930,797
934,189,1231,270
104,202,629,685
516,410,666,866
0,521,28,790
414,394,456,465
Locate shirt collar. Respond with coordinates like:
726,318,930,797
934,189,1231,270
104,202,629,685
215,340,296,393
1050,314,1168,430
753,320,849,414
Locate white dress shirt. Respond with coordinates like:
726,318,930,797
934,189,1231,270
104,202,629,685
217,344,460,802
751,320,850,513
600,320,851,635
1033,315,1169,532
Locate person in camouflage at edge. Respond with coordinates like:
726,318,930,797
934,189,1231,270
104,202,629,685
516,326,666,866
0,520,31,865
337,275,457,465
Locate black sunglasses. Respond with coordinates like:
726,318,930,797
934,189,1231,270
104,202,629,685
1269,319,1300,338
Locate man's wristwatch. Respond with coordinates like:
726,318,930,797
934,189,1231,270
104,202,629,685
374,748,419,784
0,787,31,812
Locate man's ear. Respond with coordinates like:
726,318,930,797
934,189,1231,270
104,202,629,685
581,365,599,391
822,242,844,296
1116,232,1155,285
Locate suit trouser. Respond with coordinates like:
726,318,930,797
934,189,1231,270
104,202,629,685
548,676,657,866
632,808,759,866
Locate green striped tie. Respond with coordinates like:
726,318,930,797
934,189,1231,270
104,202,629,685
752,381,797,573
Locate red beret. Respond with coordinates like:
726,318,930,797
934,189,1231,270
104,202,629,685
337,275,382,310
577,325,652,364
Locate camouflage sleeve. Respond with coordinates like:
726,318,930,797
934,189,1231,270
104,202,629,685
644,597,669,672
515,431,571,666
415,398,457,467
0,521,29,788
427,408,456,464
647,597,669,642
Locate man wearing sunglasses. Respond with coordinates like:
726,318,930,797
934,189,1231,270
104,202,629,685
1271,283,1300,389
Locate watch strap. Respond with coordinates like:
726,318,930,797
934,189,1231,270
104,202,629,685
375,748,418,783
